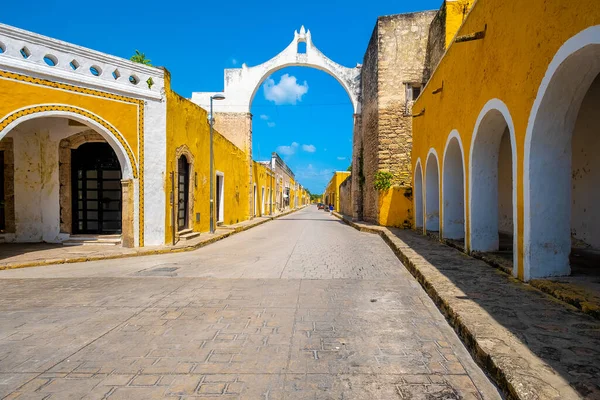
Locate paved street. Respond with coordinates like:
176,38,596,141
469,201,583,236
0,207,500,399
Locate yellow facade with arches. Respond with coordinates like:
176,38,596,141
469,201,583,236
0,67,147,246
412,0,600,280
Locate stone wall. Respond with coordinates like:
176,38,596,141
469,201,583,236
213,112,253,219
356,11,436,224
339,175,353,216
358,25,380,223
424,7,446,83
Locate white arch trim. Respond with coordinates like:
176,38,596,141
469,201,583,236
190,26,362,114
414,157,424,232
469,99,518,276
0,104,136,180
425,148,441,233
524,25,600,281
442,130,467,241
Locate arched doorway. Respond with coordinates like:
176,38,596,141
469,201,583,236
442,134,465,241
0,114,134,244
414,159,424,231
525,28,600,279
177,155,190,230
72,143,122,234
425,151,440,233
470,101,516,273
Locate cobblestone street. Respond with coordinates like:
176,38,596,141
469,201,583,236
0,207,500,399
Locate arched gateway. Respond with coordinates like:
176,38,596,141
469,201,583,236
191,26,361,116
191,26,362,218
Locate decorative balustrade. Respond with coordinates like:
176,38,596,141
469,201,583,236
0,23,164,99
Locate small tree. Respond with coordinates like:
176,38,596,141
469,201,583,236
347,164,352,172
130,50,152,66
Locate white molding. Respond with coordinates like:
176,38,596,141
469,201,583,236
0,23,165,101
469,98,518,275
523,25,600,280
442,130,466,240
425,148,441,232
414,157,424,232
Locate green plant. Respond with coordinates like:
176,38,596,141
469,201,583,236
373,171,394,191
130,50,152,66
347,164,352,172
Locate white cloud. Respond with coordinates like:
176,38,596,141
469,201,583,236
267,122,276,128
259,114,269,120
263,74,309,105
337,156,346,160
276,142,299,156
302,144,316,153
296,164,334,181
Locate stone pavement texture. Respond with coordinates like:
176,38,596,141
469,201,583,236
0,207,500,399
0,208,300,271
334,213,600,400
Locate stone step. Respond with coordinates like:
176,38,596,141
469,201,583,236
178,230,200,241
63,235,122,246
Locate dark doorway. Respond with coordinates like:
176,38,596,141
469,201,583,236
177,155,189,230
72,143,122,234
0,151,4,231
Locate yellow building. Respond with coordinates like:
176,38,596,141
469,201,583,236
252,161,275,217
323,171,351,212
0,23,308,248
411,0,600,280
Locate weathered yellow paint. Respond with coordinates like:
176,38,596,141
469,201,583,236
444,0,476,47
165,72,249,242
412,0,600,279
323,171,351,211
378,186,413,228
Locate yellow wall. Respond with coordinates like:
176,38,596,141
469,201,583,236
165,72,249,241
378,186,413,228
412,0,600,279
324,171,351,212
0,69,145,244
444,0,476,47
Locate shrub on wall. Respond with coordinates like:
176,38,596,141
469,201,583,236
373,171,394,191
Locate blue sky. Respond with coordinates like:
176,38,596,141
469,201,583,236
2,0,440,193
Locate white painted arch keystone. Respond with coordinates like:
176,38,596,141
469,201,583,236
191,26,362,114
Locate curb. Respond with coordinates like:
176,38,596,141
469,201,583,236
0,206,307,271
332,212,520,400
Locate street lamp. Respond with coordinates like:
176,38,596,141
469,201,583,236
209,93,226,234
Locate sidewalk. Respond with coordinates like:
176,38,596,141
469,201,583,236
334,212,600,400
0,207,305,271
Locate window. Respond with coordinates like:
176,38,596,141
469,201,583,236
406,83,422,102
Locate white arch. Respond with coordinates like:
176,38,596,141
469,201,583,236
524,25,600,280
442,130,466,240
0,105,135,180
414,158,424,231
469,99,518,275
191,26,361,114
425,148,440,232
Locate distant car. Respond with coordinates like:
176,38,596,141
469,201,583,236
317,203,324,210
